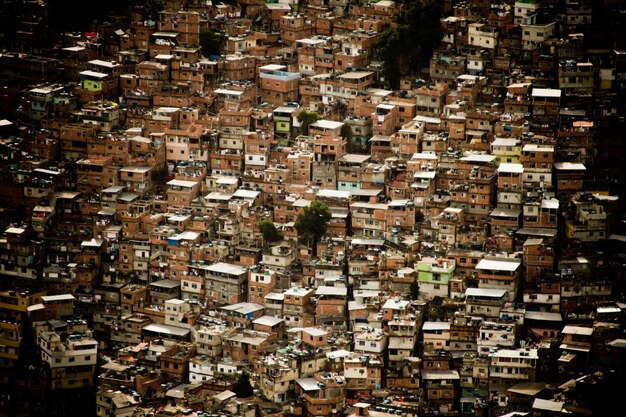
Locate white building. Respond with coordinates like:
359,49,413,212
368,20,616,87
189,355,216,383
422,321,451,352
387,319,418,365
475,257,522,301
96,390,140,417
521,22,556,50
514,0,540,24
39,331,97,368
38,331,98,390
489,348,538,381
468,23,498,49
477,321,517,356
164,298,192,329
193,324,224,357
354,329,388,354
465,288,509,318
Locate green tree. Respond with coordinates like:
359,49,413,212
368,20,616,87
341,123,352,140
295,200,331,255
233,371,254,398
425,296,444,321
149,0,165,20
296,109,320,135
376,0,443,89
410,279,420,301
377,28,402,89
260,219,282,244
200,26,221,57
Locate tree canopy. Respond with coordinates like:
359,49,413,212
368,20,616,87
297,110,320,135
341,123,352,140
260,219,282,244
295,200,332,246
376,0,444,89
233,371,254,398
200,26,221,57
410,279,420,301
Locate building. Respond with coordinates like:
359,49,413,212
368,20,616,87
192,262,248,306
416,257,455,299
38,331,98,390
474,257,522,300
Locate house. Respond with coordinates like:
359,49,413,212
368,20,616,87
449,314,482,353
521,144,554,191
477,321,517,356
491,138,522,165
248,265,277,304
420,370,460,416
315,286,348,327
521,22,556,51
38,331,98,390
382,298,411,321
96,389,140,417
257,355,298,403
189,354,216,383
159,342,196,382
474,257,522,301
416,257,455,299
253,316,284,341
564,194,608,242
387,318,418,367
283,287,315,328
354,329,388,354
422,321,451,352
350,202,388,239
148,279,181,307
560,325,593,360
222,329,272,364
468,23,498,49
489,348,539,383
192,262,248,306
193,323,225,357
343,354,384,404
259,64,301,106
295,375,346,417
220,302,265,328
263,292,284,319
465,288,508,319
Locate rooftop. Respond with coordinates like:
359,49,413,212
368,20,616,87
476,258,521,272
